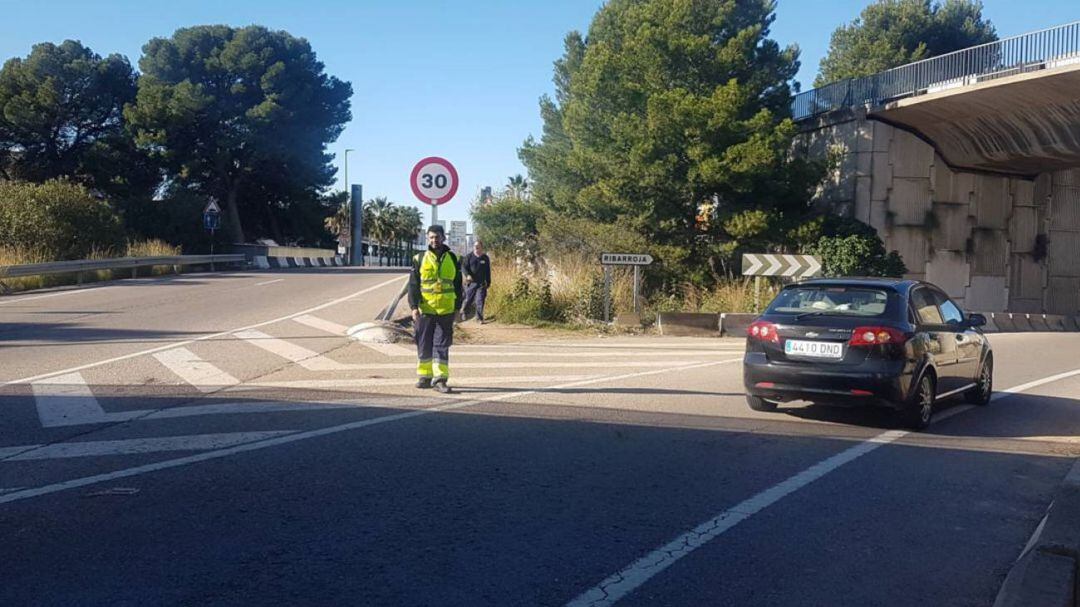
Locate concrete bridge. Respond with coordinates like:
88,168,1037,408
796,21,1080,315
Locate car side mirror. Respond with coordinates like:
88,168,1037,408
967,313,987,328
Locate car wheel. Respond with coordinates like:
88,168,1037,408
746,394,777,412
965,355,993,406
900,373,935,431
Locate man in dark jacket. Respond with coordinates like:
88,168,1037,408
460,240,491,323
408,225,463,393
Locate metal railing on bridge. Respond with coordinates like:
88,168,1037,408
792,20,1080,121
0,255,246,294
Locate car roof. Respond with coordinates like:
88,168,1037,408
790,277,919,291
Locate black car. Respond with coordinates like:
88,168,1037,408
742,278,993,430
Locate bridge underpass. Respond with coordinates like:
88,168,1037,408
795,21,1080,316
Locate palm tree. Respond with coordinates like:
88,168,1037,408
506,174,530,200
364,196,395,264
323,191,350,249
391,205,424,262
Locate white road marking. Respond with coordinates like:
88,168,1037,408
2,274,406,389
30,371,349,428
233,329,351,371
245,374,606,390
153,348,240,393
0,432,291,461
31,373,139,427
0,359,739,504
254,279,285,286
936,383,977,399
563,367,1080,607
0,287,107,305
292,314,349,335
359,341,416,356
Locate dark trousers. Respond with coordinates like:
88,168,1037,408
463,283,488,320
415,313,454,379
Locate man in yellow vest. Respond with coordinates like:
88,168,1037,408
408,224,463,393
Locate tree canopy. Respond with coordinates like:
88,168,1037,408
125,25,352,243
517,0,824,281
815,0,997,86
0,40,155,200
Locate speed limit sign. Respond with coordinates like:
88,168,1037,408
410,157,459,206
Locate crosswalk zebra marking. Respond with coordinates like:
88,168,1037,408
0,431,293,461
31,373,141,427
293,314,349,335
233,329,352,371
153,348,240,393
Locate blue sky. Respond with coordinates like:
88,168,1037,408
1,1,1076,230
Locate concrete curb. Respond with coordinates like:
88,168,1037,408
346,321,413,344
656,312,720,336
993,458,1080,607
720,313,757,337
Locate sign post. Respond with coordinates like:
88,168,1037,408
410,157,459,227
203,200,222,271
599,253,654,322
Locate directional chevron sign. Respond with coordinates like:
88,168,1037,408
742,253,822,279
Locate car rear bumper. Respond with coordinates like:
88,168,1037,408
743,352,910,408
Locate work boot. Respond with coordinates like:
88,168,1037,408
432,379,452,394
416,377,432,389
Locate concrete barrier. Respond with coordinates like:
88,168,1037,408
994,459,1080,607
1012,314,1035,332
1029,314,1051,332
656,312,720,337
720,313,757,337
1045,315,1068,332
989,313,1016,332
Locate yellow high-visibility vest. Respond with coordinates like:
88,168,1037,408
416,250,458,315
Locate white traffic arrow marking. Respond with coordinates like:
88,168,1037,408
743,254,763,275
763,255,783,276
782,255,801,277
0,432,292,461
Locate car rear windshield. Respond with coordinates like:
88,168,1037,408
766,285,893,318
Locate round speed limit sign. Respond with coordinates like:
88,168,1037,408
410,157,459,206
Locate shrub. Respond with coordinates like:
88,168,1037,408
0,180,124,260
808,233,907,277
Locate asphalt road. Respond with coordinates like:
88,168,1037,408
2,268,1079,606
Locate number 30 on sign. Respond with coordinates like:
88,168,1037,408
410,157,459,206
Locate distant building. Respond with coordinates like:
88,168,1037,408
448,220,468,255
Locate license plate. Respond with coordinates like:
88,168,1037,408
784,340,843,359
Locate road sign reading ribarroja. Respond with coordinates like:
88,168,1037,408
742,253,822,279
600,253,653,266
410,156,459,206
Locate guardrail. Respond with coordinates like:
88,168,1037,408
793,20,1080,120
0,254,246,294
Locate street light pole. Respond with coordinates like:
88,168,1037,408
343,148,355,203
343,148,355,263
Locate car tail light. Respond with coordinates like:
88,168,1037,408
848,326,907,347
748,321,779,343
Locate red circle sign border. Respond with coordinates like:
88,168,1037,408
410,156,459,206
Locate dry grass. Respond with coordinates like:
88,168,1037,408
0,240,184,294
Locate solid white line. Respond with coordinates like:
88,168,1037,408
254,279,285,286
0,432,292,461
233,329,351,371
566,430,909,607
2,274,406,389
292,314,349,335
563,366,1080,607
246,375,607,390
937,383,977,400
153,348,240,393
0,286,107,305
0,359,738,505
